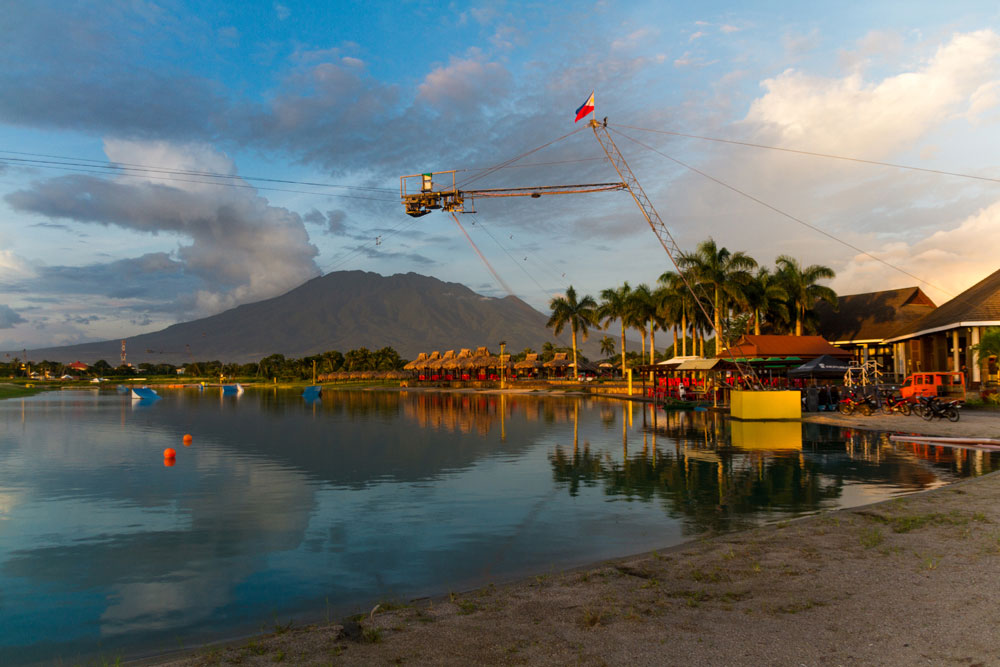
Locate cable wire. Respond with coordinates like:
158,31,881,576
608,127,956,299
611,123,1000,186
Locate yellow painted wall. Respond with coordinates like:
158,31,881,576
731,420,802,450
730,390,801,420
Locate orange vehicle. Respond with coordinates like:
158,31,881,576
899,372,966,401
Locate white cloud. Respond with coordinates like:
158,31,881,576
833,200,1000,302
417,57,511,112
720,24,740,34
611,27,658,51
274,3,290,21
689,31,706,42
746,30,1000,157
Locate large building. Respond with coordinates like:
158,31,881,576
815,269,1000,386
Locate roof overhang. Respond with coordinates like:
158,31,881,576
884,321,1000,344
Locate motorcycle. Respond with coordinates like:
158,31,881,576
916,396,961,422
880,393,911,416
838,390,876,416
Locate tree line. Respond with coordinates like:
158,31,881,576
1,346,407,381
547,238,838,377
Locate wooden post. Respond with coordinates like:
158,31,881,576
312,359,317,384
627,367,633,396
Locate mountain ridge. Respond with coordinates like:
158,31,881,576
20,271,597,364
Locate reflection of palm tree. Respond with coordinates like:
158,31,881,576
547,286,598,379
775,256,837,336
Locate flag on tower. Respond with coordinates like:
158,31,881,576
574,92,595,122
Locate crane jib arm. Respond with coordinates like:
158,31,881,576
400,170,625,217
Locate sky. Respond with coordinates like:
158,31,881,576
2,0,1000,352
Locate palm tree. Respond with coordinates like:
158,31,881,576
599,335,616,358
775,256,837,336
547,285,599,379
679,238,757,347
627,284,654,363
971,327,1000,380
598,282,632,376
656,272,687,357
743,267,788,336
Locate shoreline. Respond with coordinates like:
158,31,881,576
139,409,1000,666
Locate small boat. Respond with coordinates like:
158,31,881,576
302,385,322,399
130,387,160,401
221,383,244,396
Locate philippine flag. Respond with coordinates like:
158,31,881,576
574,92,595,122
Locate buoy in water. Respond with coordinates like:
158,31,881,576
182,434,193,446
164,447,177,459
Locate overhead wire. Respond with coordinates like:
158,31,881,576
0,149,396,192
455,126,588,190
610,124,1000,186
0,158,397,202
607,126,957,299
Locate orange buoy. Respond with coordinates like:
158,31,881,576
182,434,193,446
164,457,176,467
164,447,177,459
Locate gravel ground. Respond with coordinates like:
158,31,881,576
146,410,1000,667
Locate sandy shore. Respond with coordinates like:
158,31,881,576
148,410,1000,666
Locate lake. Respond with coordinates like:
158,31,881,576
1,388,994,664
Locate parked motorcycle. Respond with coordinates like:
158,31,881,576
839,390,876,416
880,393,911,416
916,396,961,422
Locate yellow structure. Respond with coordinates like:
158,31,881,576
730,390,801,420
731,420,802,450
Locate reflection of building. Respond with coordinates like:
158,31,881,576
814,270,1000,385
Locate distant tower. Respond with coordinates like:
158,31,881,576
121,339,126,367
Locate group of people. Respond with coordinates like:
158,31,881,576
802,384,841,412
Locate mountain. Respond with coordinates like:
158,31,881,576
23,271,600,364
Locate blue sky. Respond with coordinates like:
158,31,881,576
2,1,1000,351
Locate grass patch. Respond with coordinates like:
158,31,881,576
860,510,983,533
361,627,384,644
860,526,884,548
774,599,825,614
0,383,48,400
581,608,610,627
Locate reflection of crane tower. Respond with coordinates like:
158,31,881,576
400,117,755,383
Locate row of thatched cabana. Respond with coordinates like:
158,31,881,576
403,349,598,380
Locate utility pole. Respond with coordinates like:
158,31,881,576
499,341,506,389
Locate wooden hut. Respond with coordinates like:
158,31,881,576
465,346,496,380
403,352,428,371
514,353,543,378
427,350,456,379
444,348,474,378
543,352,572,378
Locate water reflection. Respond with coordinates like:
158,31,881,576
549,404,995,535
0,390,996,665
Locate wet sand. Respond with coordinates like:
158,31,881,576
148,410,1000,666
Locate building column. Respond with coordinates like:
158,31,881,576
953,329,961,372
972,326,982,384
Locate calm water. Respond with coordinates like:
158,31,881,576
1,388,996,664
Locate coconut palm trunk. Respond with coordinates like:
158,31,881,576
571,325,579,379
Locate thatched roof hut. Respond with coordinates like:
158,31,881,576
443,348,473,370
403,352,428,371
464,346,494,370
427,350,455,371
543,352,572,369
514,353,542,370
